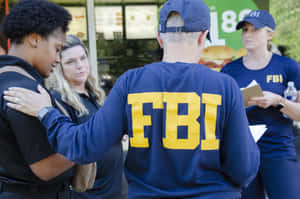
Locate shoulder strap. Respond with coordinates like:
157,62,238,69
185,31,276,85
0,66,71,118
0,66,35,81
54,99,70,117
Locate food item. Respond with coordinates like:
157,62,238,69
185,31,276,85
199,45,236,71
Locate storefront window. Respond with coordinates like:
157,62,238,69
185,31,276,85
7,0,164,94
93,2,163,81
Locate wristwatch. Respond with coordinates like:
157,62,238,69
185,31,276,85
38,107,53,121
275,103,284,111
275,97,285,111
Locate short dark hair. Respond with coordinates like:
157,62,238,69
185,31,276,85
0,32,7,53
1,0,72,44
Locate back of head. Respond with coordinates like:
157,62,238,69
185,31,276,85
160,12,201,43
1,0,72,44
0,32,7,54
159,0,210,44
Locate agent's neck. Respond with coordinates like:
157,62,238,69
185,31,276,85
243,48,272,70
162,43,201,64
8,45,34,66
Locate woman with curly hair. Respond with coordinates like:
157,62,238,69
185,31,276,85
0,0,74,198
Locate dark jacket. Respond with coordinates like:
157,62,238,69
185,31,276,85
0,55,73,199
52,91,125,199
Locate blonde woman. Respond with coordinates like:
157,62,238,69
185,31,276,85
222,10,300,199
46,35,125,199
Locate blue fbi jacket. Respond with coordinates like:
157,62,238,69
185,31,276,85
42,62,259,199
222,54,300,159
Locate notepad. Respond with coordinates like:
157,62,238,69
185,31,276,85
241,80,264,107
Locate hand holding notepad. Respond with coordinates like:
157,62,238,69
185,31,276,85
241,80,264,107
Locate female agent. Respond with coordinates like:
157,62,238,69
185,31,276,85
222,10,300,199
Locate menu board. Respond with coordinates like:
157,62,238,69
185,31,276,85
125,5,157,39
199,0,259,71
95,6,123,40
65,7,87,40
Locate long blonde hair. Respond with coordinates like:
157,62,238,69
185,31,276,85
46,35,105,116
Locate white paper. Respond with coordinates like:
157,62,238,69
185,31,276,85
249,125,267,142
241,80,259,91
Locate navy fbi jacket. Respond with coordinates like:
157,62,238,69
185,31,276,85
222,54,300,159
42,62,260,199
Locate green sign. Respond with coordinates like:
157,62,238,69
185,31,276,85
203,0,258,50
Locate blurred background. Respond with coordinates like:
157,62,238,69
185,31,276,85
1,0,300,157
1,0,299,76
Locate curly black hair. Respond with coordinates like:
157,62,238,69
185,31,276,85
1,0,72,44
0,31,7,53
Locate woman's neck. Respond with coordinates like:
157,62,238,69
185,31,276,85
8,45,33,65
243,48,273,70
73,84,88,96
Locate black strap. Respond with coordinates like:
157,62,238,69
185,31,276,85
0,181,69,194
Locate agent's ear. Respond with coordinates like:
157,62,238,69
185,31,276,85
197,30,208,46
268,31,274,41
156,33,164,48
24,33,42,49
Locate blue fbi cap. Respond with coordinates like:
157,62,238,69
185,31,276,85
236,10,276,30
158,0,211,40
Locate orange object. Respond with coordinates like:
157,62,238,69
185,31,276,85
198,45,236,71
5,0,10,50
4,0,8,15
235,48,247,59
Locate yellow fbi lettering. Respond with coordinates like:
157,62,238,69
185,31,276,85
128,92,221,150
266,74,283,83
